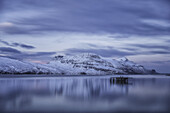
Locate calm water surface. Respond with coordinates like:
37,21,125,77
0,75,170,113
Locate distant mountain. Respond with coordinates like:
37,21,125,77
0,53,156,75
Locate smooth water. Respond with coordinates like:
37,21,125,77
0,75,170,113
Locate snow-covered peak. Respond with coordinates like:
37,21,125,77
54,53,101,61
117,57,129,62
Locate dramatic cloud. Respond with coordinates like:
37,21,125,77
0,46,56,61
0,47,21,53
12,43,35,49
0,40,35,49
150,51,170,55
1,0,170,35
131,44,170,50
0,40,9,46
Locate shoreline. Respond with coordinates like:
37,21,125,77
0,74,168,79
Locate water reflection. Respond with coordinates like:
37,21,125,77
0,75,170,113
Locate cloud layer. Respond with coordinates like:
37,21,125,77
0,40,35,49
0,46,56,61
0,0,170,35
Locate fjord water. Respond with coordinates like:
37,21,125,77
0,75,170,113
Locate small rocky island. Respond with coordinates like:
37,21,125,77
0,53,156,75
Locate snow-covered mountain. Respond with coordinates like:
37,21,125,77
0,57,61,74
0,53,156,75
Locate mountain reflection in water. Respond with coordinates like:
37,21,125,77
0,75,170,113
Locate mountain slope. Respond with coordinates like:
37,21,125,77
0,53,156,75
48,53,156,75
0,57,60,74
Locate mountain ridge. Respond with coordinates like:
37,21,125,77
0,53,156,75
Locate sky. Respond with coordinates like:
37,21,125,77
0,0,170,73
